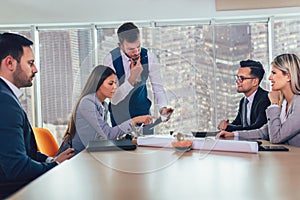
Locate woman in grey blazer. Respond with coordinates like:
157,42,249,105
217,53,300,147
58,65,153,153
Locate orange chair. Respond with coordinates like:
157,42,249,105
33,127,59,156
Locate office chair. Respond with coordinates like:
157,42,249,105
33,127,59,156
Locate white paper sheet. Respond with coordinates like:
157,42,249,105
137,135,258,153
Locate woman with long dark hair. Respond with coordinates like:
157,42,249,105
58,65,153,153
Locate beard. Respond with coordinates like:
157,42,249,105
121,46,140,60
13,63,34,88
124,51,139,61
131,54,140,61
237,87,251,94
123,51,140,65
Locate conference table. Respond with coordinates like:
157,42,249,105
8,140,300,200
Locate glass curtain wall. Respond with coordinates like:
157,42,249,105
212,22,269,129
1,16,300,142
97,25,214,133
38,28,93,143
274,18,300,56
96,22,268,134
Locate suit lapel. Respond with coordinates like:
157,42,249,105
286,95,297,118
248,87,262,123
0,78,21,106
0,78,38,154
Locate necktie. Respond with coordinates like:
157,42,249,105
242,98,249,127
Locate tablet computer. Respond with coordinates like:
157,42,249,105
86,139,137,152
192,131,220,137
259,146,289,151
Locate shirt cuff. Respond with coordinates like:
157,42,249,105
46,157,55,163
118,119,133,133
268,104,280,108
233,131,239,137
46,156,60,165
123,79,134,90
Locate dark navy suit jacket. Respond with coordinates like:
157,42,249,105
226,87,271,132
0,79,57,198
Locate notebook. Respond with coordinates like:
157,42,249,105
86,139,136,152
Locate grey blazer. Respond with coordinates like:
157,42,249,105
239,94,300,147
72,93,133,152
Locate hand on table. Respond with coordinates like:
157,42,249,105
54,148,75,163
216,131,234,139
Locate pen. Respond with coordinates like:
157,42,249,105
138,123,144,132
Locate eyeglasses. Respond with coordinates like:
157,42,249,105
234,75,256,82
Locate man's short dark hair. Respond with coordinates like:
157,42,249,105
240,59,265,83
0,32,33,63
117,22,140,44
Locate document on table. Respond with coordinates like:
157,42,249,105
137,135,258,153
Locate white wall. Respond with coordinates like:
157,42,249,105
2,0,300,25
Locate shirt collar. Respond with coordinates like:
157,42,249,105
99,101,106,111
0,76,23,99
246,89,257,104
94,93,108,110
103,100,108,110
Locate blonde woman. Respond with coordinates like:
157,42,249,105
217,53,300,147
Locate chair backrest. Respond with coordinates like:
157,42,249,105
33,127,59,156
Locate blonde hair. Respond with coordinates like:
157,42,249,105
271,53,300,95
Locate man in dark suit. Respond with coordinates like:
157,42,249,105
0,33,74,199
218,59,271,132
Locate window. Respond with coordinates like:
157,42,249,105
274,19,300,56
38,29,93,143
96,23,269,133
2,15,300,142
213,23,269,127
